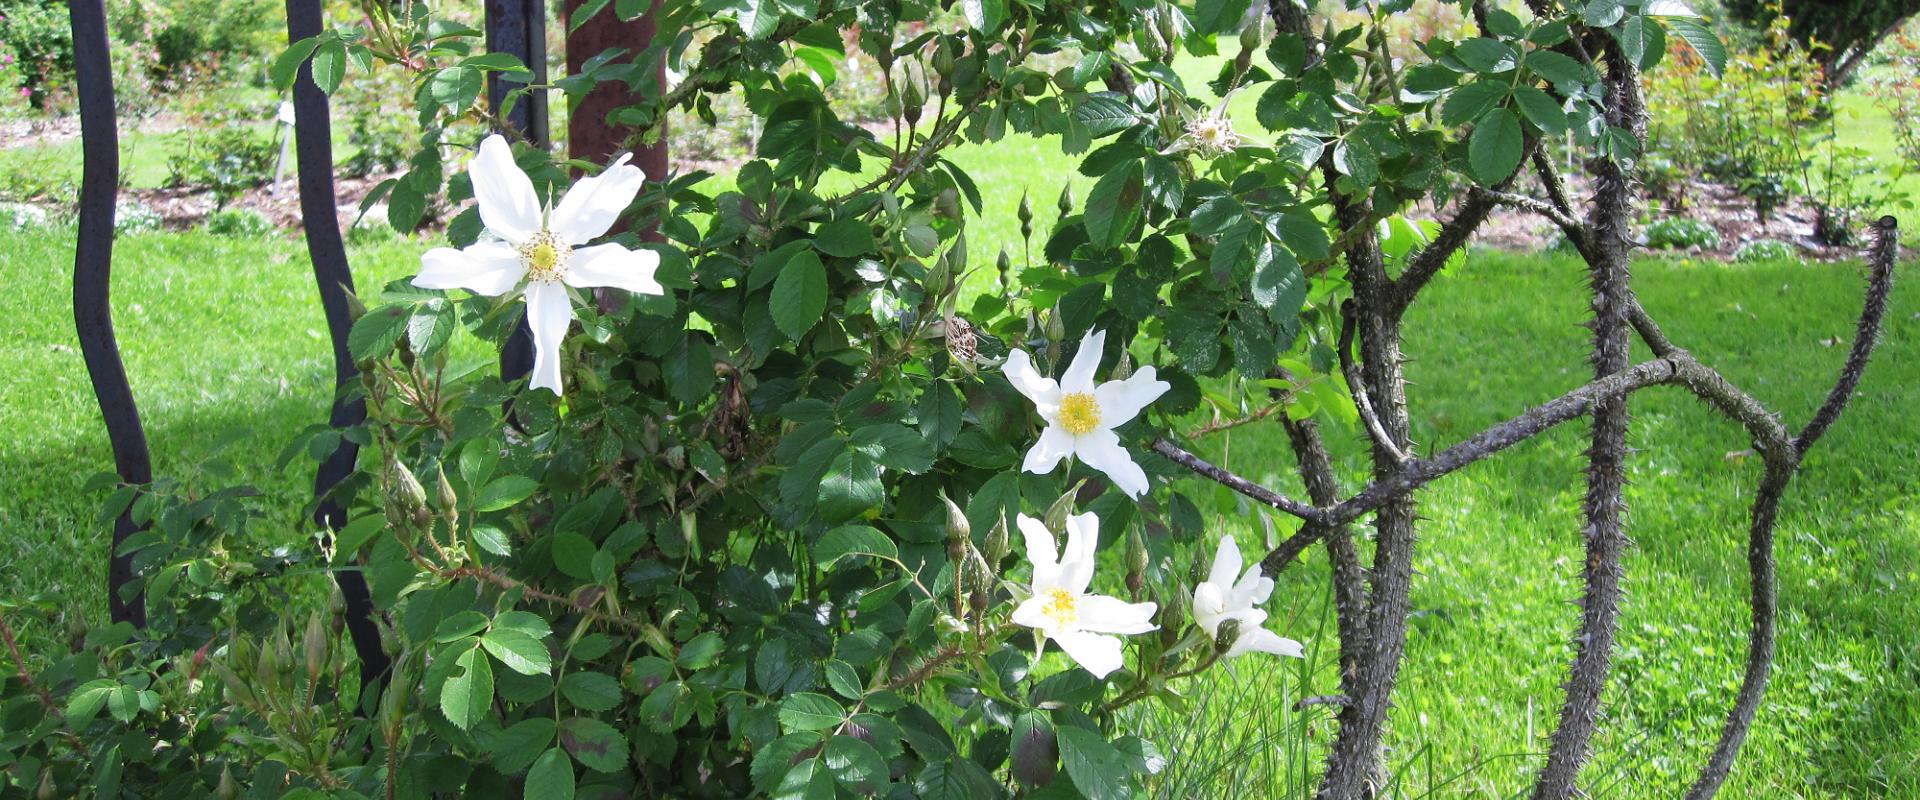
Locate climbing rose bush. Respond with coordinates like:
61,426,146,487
5,0,1777,797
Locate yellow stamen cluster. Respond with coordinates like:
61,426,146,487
1041,588,1079,628
519,230,572,283
1058,392,1102,436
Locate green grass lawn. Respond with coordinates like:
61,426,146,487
1138,250,1920,797
4,218,1914,796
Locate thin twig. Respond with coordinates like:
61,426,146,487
0,609,54,709
1151,438,1324,522
1338,300,1409,464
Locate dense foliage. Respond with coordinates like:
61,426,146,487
11,0,1895,798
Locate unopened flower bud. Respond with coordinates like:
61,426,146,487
1043,486,1078,534
942,491,970,543
436,464,458,514
1056,185,1074,218
933,38,958,77
216,764,239,800
1160,586,1189,649
996,249,1012,288
983,515,1009,567
386,452,427,519
970,588,990,618
1212,618,1242,656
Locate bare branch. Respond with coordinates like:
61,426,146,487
1389,189,1497,312
1486,189,1585,242
1533,147,1577,217
1689,215,1900,799
1338,300,1409,465
1151,438,1324,523
1320,352,1795,528
1795,216,1900,455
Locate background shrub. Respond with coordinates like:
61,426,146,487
1645,217,1724,250
203,207,273,237
1734,239,1799,262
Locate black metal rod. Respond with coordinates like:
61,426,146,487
489,0,549,395
287,0,391,694
69,0,148,628
487,0,550,149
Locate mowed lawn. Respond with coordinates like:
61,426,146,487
3,223,1917,797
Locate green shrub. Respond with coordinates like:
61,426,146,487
1733,239,1799,262
166,125,278,209
203,207,274,237
0,0,71,111
1645,217,1723,250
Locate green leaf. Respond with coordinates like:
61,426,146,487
917,382,963,448
1526,50,1591,87
1663,18,1725,77
526,748,575,800
819,448,885,523
1084,160,1144,248
813,218,875,258
1058,726,1132,800
665,333,715,406
559,672,623,712
489,718,557,774
270,37,324,91
1453,37,1516,73
494,610,553,639
1615,15,1648,68
1511,85,1569,135
551,531,600,581
754,733,825,793
1251,244,1305,321
481,628,553,676
1193,0,1252,35
347,304,410,362
677,631,726,669
441,645,495,729
850,423,936,474
735,0,782,39
429,66,483,110
1332,138,1377,186
310,40,347,94
824,735,890,790
1251,78,1297,130
476,475,540,512
1073,95,1143,138
1468,107,1525,185
65,679,117,726
1441,80,1509,127
961,0,1004,32
560,717,630,773
915,756,1003,799
771,249,829,342
640,679,694,732
471,524,511,556
816,525,899,568
825,660,863,699
780,693,846,732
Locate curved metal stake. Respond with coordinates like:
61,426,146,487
69,0,148,628
286,0,391,696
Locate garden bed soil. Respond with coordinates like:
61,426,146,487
1470,167,1888,261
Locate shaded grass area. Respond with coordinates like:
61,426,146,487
1138,250,1920,796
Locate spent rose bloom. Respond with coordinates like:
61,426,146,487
414,134,663,395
